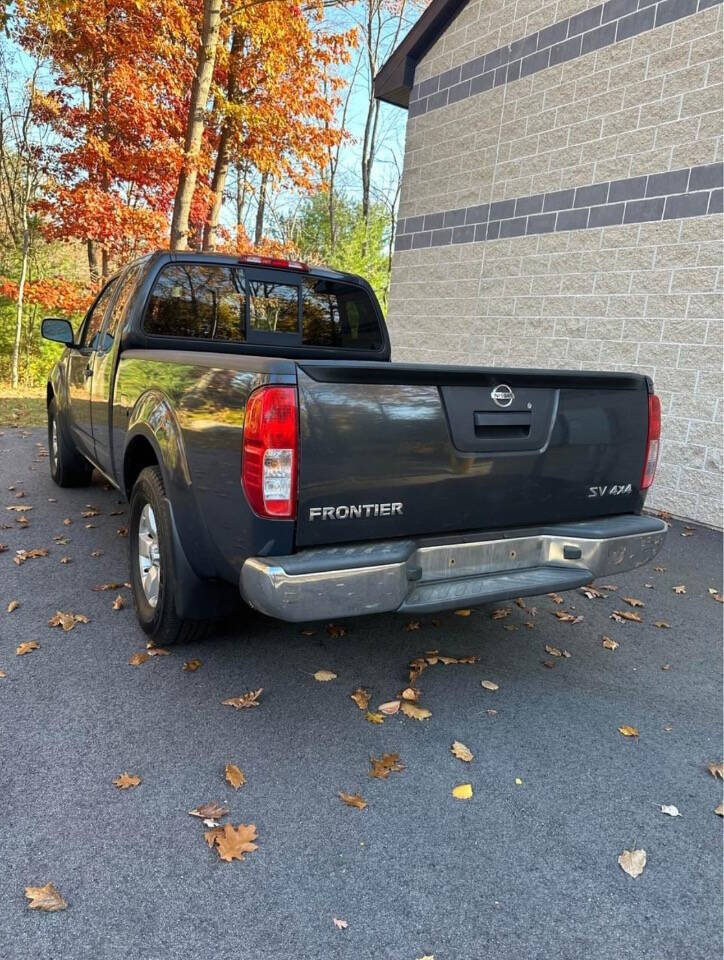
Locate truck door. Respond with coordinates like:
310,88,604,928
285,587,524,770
67,278,118,459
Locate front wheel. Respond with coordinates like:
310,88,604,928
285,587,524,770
48,397,93,487
129,466,211,646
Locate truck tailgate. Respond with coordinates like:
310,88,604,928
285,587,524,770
295,362,650,548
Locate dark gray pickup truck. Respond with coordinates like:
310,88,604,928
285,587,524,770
42,250,666,644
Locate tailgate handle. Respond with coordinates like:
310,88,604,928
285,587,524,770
473,411,531,439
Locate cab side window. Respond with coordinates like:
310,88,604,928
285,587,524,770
98,265,143,353
144,264,245,342
81,279,118,350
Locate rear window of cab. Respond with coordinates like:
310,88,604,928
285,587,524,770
143,262,384,351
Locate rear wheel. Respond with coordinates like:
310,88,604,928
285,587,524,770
129,465,211,646
48,397,93,487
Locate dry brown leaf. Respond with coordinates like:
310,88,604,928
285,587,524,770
602,636,619,651
91,549,102,557
146,646,170,657
544,644,562,657
399,687,420,702
326,623,346,637
81,508,100,518
189,802,228,819
491,608,510,620
454,608,472,616
24,883,67,912
707,762,724,780
654,565,665,573
222,688,263,709
225,763,245,789
113,772,141,789
378,700,401,716
618,725,639,738
451,741,473,763
403,620,420,631
116,527,128,537
60,556,71,564
369,753,404,779
618,848,646,878
13,547,48,565
654,620,670,629
542,660,555,669
554,611,583,624
5,504,32,512
313,669,337,682
365,711,384,724
424,650,439,665
715,803,724,817
182,659,201,672
204,826,225,848
128,652,148,666
112,595,125,611
580,586,605,599
7,600,20,613
623,597,644,608
0,670,5,678
548,593,564,604
48,611,89,632
92,581,129,592
63,517,72,525
339,792,367,810
481,680,499,691
214,823,258,862
16,641,39,656
611,610,642,623
660,804,681,817
400,702,431,721
673,585,686,594
452,783,473,800
332,918,348,930
350,688,370,711
437,655,459,664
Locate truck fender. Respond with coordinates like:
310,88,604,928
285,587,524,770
126,390,191,489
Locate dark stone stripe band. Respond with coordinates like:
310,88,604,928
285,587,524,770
408,0,722,119
395,163,723,250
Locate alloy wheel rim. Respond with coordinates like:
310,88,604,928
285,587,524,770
137,503,161,608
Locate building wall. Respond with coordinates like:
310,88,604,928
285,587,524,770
388,0,723,526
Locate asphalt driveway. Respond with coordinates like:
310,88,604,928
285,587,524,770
1,426,722,960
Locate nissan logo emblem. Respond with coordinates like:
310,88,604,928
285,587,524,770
491,384,515,408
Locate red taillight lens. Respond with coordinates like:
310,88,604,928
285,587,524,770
242,385,298,518
641,393,661,490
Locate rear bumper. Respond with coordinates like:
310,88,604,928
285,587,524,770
239,514,667,622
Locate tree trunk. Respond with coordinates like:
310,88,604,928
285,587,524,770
170,0,223,250
87,239,101,284
11,213,29,389
254,171,269,245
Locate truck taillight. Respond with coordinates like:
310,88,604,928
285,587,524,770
242,385,298,518
641,394,661,490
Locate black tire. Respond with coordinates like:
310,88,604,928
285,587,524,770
129,466,212,646
48,397,93,487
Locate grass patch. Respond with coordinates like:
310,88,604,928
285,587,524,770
0,385,47,427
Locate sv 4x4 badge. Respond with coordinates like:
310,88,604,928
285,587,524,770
588,484,632,497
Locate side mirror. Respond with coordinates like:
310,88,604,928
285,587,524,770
42,318,75,346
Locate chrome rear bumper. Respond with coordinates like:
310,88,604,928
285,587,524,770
240,515,667,622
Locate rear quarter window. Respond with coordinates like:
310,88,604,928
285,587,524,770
144,263,245,342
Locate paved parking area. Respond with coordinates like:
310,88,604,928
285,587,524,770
1,426,722,960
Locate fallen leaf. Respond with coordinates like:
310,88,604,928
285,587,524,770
60,556,71,564
715,803,724,817
542,660,555,668
378,700,401,716
299,628,316,636
0,670,5,677
183,659,201,672
24,883,67,912
400,702,431,721
112,595,125,611
7,600,20,612
365,711,384,724
5,504,32,512
602,636,619,650
654,620,670,629
481,680,499,691
673,585,686,594
486,708,497,716
515,777,523,786
128,652,148,666
90,550,103,557
339,792,367,810
48,611,89,632
225,763,245,789
653,565,665,573
113,772,141,789
313,669,337,682
81,509,100,518
618,848,646,878
623,597,644,608
711,593,723,603
332,918,348,930
660,804,681,817
92,581,129,592
403,620,420,631
116,527,128,537
451,741,473,763
491,608,510,620
662,663,672,671
326,623,346,637
16,641,39,655
454,608,472,617
146,646,170,657
204,826,225,848
350,688,370,711
548,593,564,604
707,762,724,780
452,783,473,800
611,610,642,623
214,823,258,862
544,644,562,657
618,725,639,738
554,611,583,624
369,753,404,779
63,518,72,525
222,688,263,709
663,723,673,732
13,547,48,565
399,687,419,701
580,586,606,599
189,803,228,819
